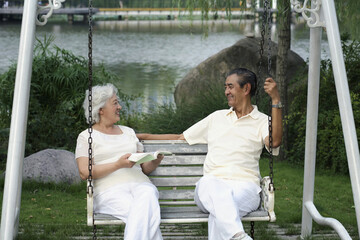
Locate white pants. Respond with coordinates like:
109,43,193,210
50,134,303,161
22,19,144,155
94,182,163,240
195,175,261,240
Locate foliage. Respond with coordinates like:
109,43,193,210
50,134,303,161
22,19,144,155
286,35,360,174
334,0,360,40
135,80,228,133
0,36,131,164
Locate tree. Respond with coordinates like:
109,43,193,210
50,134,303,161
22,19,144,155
275,0,291,160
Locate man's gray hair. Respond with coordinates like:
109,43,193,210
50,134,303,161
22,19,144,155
83,83,119,124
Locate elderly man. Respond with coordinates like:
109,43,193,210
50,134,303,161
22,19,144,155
138,67,283,240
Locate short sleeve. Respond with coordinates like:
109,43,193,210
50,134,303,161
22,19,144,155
136,141,144,153
183,113,212,145
262,119,280,156
75,132,89,159
119,125,142,152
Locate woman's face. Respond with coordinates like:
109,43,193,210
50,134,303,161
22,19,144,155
100,94,122,123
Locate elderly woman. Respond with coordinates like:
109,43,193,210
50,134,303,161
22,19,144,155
75,83,163,240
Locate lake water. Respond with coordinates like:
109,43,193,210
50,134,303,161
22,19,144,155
0,19,330,111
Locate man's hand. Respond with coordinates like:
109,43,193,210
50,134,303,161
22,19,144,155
264,78,280,104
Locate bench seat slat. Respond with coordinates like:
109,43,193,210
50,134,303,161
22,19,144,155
150,166,203,176
94,207,270,224
159,189,195,200
150,177,201,187
160,155,205,165
160,201,196,205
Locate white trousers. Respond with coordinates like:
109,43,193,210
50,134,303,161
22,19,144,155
195,175,261,240
94,182,163,240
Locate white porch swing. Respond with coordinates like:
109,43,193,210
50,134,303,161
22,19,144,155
0,1,359,240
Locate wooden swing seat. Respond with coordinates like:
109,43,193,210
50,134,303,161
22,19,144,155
87,140,276,226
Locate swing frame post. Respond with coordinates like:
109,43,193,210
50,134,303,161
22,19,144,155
322,0,360,238
292,0,360,239
0,1,67,239
301,23,322,238
0,0,38,239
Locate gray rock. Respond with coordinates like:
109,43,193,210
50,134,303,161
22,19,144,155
174,37,306,106
23,149,81,184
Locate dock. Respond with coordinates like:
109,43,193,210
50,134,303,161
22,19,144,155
0,7,99,23
0,7,277,23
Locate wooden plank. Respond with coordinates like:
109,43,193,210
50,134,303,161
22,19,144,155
142,140,188,144
143,141,207,154
160,201,196,205
94,207,270,224
160,155,205,165
150,166,203,176
159,189,195,200
161,208,208,220
150,177,201,187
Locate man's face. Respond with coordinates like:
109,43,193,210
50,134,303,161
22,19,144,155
224,74,246,108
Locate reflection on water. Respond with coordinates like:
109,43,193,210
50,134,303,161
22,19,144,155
0,19,330,112
95,19,256,34
108,62,182,111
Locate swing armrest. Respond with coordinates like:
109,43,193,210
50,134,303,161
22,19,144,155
87,181,94,226
261,176,276,222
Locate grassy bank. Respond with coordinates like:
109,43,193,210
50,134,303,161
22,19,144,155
0,160,357,239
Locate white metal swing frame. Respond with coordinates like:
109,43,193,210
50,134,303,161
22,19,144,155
0,1,359,240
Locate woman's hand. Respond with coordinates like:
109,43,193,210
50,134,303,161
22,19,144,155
141,154,164,175
156,154,164,162
117,153,136,168
76,153,135,180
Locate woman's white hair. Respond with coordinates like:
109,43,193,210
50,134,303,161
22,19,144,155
83,83,119,124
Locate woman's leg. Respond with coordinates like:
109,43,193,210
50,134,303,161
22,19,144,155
93,183,132,221
125,182,163,240
94,182,162,240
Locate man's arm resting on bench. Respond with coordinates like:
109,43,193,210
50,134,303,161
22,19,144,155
136,133,185,141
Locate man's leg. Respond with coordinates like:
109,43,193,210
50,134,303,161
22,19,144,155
195,176,260,240
195,175,243,240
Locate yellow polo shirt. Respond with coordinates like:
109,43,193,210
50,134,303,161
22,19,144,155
183,106,279,186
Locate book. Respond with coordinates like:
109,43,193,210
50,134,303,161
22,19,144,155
128,151,172,164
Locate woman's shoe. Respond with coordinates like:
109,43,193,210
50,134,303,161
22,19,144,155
230,232,253,240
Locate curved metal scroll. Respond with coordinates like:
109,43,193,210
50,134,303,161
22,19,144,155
291,0,325,28
36,0,65,26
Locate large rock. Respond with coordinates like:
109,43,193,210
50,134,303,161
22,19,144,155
23,149,81,184
174,37,305,106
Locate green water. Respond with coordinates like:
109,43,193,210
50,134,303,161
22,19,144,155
0,19,330,111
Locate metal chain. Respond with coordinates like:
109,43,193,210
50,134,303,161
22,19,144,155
266,0,274,191
87,0,96,239
258,0,274,190
250,221,255,239
257,0,267,104
266,1,272,77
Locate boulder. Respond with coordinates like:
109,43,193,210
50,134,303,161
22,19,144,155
174,37,306,106
23,149,81,184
